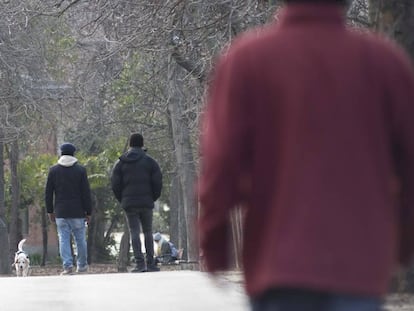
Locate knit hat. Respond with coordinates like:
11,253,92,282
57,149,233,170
129,133,144,147
60,143,76,156
153,232,162,242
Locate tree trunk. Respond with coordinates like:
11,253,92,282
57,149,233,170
167,56,198,262
87,191,106,263
169,172,180,246
39,201,48,266
0,139,10,274
179,197,188,261
104,214,119,246
369,0,414,292
174,175,188,261
369,0,414,59
117,214,130,272
8,140,21,263
166,111,187,255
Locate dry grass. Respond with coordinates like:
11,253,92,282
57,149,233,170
2,263,119,277
3,262,200,277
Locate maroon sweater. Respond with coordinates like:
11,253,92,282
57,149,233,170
198,4,414,298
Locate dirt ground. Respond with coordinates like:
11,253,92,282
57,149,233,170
29,263,119,276
4,265,414,310
5,262,199,277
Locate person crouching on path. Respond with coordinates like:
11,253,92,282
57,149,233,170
153,232,179,264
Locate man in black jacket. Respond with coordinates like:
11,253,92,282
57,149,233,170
45,143,92,275
111,133,163,272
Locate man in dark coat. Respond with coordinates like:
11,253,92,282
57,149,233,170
45,143,92,275
198,0,414,310
111,133,162,272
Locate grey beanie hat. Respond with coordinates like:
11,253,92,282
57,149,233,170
153,232,162,242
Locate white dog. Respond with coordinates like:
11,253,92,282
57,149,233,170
14,239,30,277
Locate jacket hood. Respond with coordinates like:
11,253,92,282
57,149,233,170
58,155,78,167
119,147,146,163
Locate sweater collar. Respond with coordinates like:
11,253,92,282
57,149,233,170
278,3,346,28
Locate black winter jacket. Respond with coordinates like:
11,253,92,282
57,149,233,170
111,147,162,211
45,156,92,218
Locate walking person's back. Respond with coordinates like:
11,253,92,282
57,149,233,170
111,133,162,272
198,0,414,310
45,143,92,275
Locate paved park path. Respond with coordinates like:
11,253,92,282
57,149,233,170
2,268,414,310
0,270,249,311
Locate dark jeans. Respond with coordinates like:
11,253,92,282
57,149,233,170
251,288,384,311
126,208,154,266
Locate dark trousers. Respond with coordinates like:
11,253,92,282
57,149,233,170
251,288,383,311
126,208,154,266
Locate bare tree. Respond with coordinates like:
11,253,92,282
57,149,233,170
41,0,276,263
369,0,414,59
0,0,378,271
0,136,9,274
367,0,414,292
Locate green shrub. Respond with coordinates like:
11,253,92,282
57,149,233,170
29,253,42,266
152,212,169,233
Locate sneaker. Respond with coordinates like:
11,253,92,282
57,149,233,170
147,265,160,272
131,262,147,273
76,265,89,273
60,267,73,275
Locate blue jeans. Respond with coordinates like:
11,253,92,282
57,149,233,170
56,218,88,270
251,288,384,311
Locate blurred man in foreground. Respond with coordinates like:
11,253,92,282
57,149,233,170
198,0,414,310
